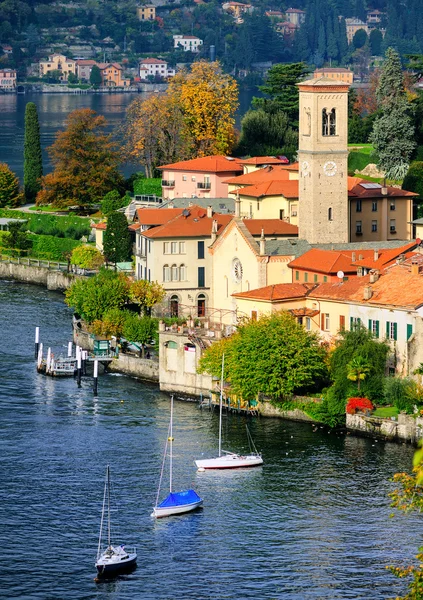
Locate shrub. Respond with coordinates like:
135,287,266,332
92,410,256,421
346,397,374,414
30,234,81,260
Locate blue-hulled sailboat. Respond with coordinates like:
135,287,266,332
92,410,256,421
152,396,203,518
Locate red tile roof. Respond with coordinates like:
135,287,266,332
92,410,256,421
92,222,107,230
159,155,243,173
135,207,184,226
230,179,299,199
141,206,232,239
224,165,294,185
242,219,298,236
352,242,418,269
288,248,375,274
140,58,167,65
348,177,418,198
232,283,312,301
238,156,289,166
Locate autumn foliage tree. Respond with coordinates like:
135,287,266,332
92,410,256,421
121,61,238,174
36,109,124,210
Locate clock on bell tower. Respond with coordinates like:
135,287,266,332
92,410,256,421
297,77,350,244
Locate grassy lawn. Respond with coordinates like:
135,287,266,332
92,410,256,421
348,144,376,174
372,406,398,418
29,205,60,213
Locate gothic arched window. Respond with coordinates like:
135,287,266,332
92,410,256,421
322,108,329,136
329,108,336,135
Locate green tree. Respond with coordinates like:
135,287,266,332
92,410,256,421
101,190,126,216
2,221,32,256
129,279,166,315
403,162,423,199
37,109,124,210
0,163,23,207
347,355,371,392
64,269,130,323
235,109,298,160
369,29,383,56
353,28,368,49
91,307,128,339
199,311,328,401
68,72,78,84
252,62,310,126
123,314,158,357
90,65,102,87
24,102,43,204
370,47,416,180
103,211,132,265
70,244,104,270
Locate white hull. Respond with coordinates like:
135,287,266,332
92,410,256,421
195,453,263,470
152,499,203,518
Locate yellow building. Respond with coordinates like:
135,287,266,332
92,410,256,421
137,4,156,20
39,54,76,82
313,68,354,84
98,63,131,87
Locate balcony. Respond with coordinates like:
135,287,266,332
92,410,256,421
197,182,211,190
134,246,146,258
161,180,175,188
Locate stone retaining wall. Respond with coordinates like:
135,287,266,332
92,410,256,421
347,412,423,443
0,262,75,290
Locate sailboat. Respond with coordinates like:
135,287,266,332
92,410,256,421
152,395,203,518
95,465,137,577
195,355,264,470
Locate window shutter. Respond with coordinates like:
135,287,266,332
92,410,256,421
350,316,354,330
394,322,397,341
386,322,390,338
375,321,379,338
368,319,372,331
321,313,325,330
407,324,413,340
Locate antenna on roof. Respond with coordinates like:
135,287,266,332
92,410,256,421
337,270,344,280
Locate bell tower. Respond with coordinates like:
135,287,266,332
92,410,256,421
297,77,350,244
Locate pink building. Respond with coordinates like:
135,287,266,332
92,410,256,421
158,155,243,200
0,68,16,90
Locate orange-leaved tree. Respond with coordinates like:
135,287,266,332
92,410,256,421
37,109,124,209
169,60,239,157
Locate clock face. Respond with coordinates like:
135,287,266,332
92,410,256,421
232,258,243,283
301,160,310,176
323,161,337,176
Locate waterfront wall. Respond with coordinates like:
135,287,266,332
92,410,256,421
346,412,423,443
0,261,75,290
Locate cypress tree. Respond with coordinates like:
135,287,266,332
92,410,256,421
103,211,133,265
24,102,43,204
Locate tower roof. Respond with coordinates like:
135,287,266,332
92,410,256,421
297,76,350,90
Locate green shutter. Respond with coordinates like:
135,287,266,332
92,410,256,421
394,322,398,341
386,322,390,338
368,319,372,331
350,317,354,330
375,320,379,338
407,324,413,340
295,270,299,281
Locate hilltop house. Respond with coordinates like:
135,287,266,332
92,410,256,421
173,35,203,52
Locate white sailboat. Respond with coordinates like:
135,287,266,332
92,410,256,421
152,395,203,518
95,465,137,577
195,355,264,470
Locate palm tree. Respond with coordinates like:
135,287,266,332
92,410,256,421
347,356,371,392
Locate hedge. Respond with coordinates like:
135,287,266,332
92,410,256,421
29,234,81,260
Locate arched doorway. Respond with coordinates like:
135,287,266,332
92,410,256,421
197,293,206,317
170,295,179,317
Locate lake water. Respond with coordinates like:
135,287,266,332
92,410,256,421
0,279,421,599
0,89,257,183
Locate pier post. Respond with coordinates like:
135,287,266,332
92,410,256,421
77,347,82,387
37,342,43,369
35,327,40,359
82,350,87,375
46,347,51,374
93,359,98,395
68,341,72,358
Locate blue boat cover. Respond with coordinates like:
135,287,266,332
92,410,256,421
158,489,202,508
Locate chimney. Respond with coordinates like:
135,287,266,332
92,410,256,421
210,219,218,243
381,187,388,196
168,201,174,208
412,262,420,276
207,205,213,218
352,252,356,262
235,190,241,217
374,249,379,262
188,201,193,207
363,285,373,300
259,228,266,256
369,270,379,283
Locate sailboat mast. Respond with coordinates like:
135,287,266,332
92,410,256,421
107,465,111,547
218,354,225,457
169,395,173,493
97,466,108,559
